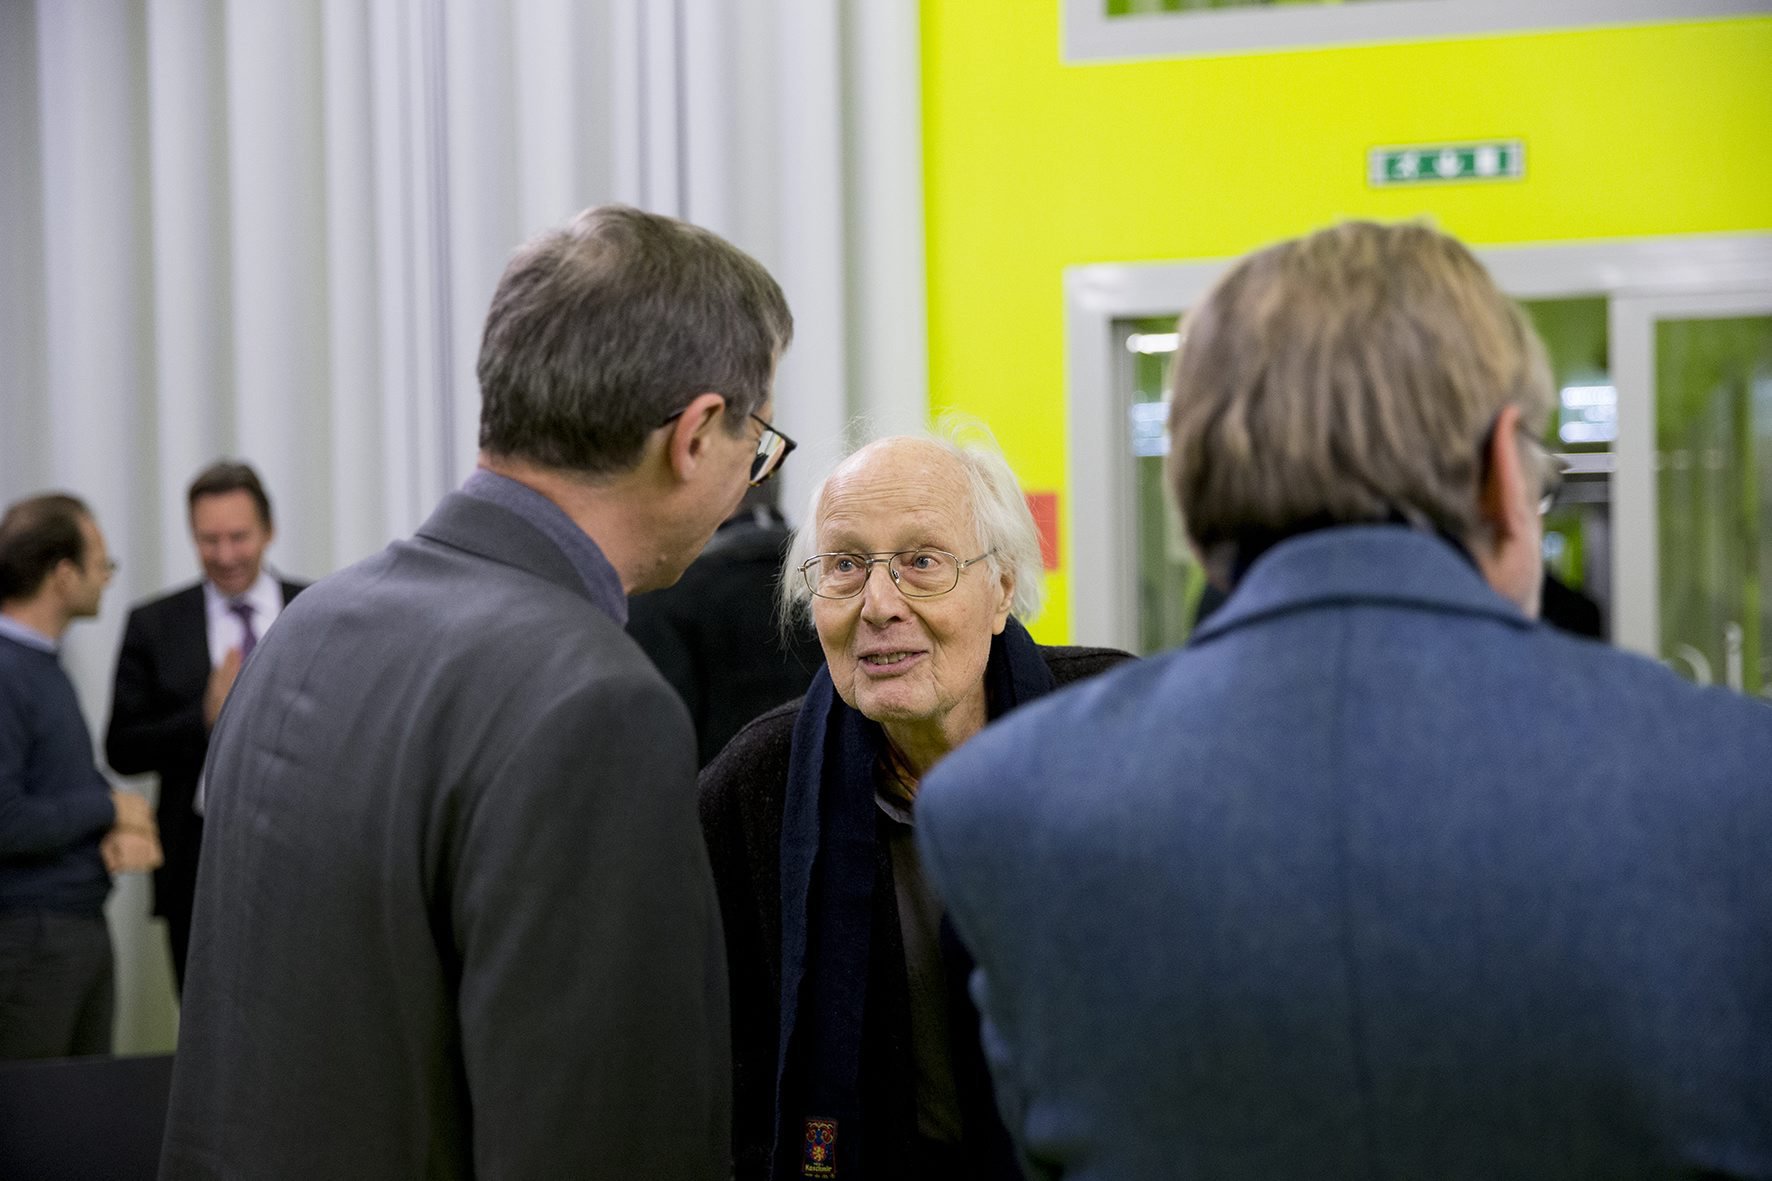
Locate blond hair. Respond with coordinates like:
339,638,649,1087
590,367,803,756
1166,220,1553,581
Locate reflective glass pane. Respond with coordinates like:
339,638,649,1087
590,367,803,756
1656,314,1772,697
1122,316,1205,655
1124,299,1612,656
1519,298,1612,639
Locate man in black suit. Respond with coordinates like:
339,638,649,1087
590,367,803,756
160,205,794,1179
105,461,304,992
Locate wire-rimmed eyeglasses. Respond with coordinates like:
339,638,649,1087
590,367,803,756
1513,427,1567,515
799,548,994,600
658,405,795,487
1482,413,1567,516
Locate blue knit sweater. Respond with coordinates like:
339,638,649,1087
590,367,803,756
0,632,115,914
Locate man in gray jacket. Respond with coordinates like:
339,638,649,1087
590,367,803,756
162,206,795,1180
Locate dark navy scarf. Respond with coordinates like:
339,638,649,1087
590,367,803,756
772,616,1053,1179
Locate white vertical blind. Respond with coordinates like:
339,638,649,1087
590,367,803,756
319,0,388,565
0,0,925,1053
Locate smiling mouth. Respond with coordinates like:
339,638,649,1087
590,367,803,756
861,651,920,669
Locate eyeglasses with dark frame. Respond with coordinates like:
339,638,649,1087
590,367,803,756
658,404,796,487
747,413,796,487
798,548,995,600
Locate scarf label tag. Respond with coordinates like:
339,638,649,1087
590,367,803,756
802,1118,838,1177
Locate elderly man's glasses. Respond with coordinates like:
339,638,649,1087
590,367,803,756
799,549,994,600
658,405,796,487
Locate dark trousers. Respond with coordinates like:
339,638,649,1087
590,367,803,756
155,813,202,995
165,902,192,996
0,910,113,1060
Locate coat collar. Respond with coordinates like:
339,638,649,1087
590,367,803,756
415,491,617,616
1191,524,1532,644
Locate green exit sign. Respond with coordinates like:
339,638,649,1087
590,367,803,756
1369,140,1524,186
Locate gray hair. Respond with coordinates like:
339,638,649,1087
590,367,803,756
477,204,793,476
779,420,1045,628
1167,220,1554,583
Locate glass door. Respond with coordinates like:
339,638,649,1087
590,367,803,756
1117,297,1618,656
1613,292,1772,697
1118,316,1205,655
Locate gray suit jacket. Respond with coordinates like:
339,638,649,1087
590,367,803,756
161,492,729,1180
918,525,1772,1180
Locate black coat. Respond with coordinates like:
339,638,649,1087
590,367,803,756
699,644,1132,1180
105,577,305,984
628,511,825,767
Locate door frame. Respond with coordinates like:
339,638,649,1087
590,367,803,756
1064,232,1772,653
1061,0,1770,64
1611,288,1772,664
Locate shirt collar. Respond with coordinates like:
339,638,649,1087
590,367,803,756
460,469,629,625
0,613,58,653
203,570,280,615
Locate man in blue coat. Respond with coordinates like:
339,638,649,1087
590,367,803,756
916,222,1772,1178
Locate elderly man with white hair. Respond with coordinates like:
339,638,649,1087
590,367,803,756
698,428,1131,1181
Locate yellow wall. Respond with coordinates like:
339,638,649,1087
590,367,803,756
921,5,1772,641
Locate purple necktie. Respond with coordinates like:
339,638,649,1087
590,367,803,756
228,600,258,661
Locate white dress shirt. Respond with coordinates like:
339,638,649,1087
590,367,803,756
202,571,286,667
193,571,287,814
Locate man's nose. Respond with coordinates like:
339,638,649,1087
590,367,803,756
858,561,907,622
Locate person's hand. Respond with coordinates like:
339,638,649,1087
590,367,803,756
111,790,153,830
204,648,243,728
106,792,161,872
102,828,163,874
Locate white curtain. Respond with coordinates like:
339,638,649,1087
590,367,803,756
0,0,925,1054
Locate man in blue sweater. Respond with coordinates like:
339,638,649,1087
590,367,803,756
0,493,160,1060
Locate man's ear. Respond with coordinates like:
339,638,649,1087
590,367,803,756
1478,402,1533,544
661,392,729,481
49,557,81,603
989,569,1015,634
1474,401,1545,617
